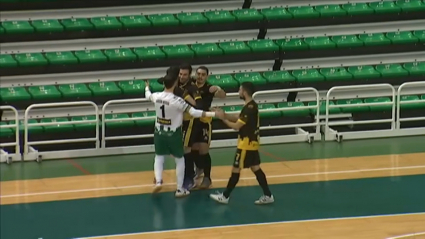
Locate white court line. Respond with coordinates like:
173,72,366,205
387,232,425,239
1,165,425,199
74,212,425,239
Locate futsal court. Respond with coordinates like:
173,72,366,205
1,136,425,239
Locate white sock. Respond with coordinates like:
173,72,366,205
175,157,185,190
154,155,165,184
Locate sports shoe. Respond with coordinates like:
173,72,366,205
254,195,274,205
183,177,196,190
198,177,212,189
175,188,190,198
194,168,204,180
209,192,229,204
152,181,163,194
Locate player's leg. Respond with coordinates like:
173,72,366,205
182,119,197,189
153,130,170,193
197,122,213,189
170,128,190,197
249,151,274,205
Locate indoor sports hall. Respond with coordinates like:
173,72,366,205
1,0,425,238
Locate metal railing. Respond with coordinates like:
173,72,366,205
0,105,20,153
396,81,425,129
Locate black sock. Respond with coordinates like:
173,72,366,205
223,173,240,198
191,150,201,169
184,153,194,179
201,153,212,179
254,169,272,197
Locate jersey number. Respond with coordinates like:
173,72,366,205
160,105,165,118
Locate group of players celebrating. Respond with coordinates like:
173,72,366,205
144,64,274,205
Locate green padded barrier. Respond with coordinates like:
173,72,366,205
58,83,92,98
104,48,137,62
395,0,425,11
277,102,310,117
148,14,180,27
28,85,62,100
31,19,64,33
260,7,293,20
320,67,353,81
304,36,336,49
148,79,164,92
308,101,341,115
208,75,239,89
375,63,409,77
191,43,223,57
0,87,31,102
90,17,123,30
368,1,402,13
246,39,279,52
314,4,347,17
203,10,236,24
41,117,74,133
61,18,94,31
262,71,296,83
364,97,393,111
2,21,34,34
88,82,122,96
176,12,208,25
133,46,166,60
104,113,135,128
291,69,325,83
74,50,108,63
399,95,425,109
342,2,374,15
413,30,425,42
162,45,194,58
221,105,243,113
258,103,281,118
386,31,419,44
44,51,78,65
336,99,369,113
275,38,309,51
72,115,98,131
234,72,267,85
358,33,391,46
0,54,18,68
9,119,43,134
218,41,252,54
0,122,14,138
119,15,152,28
232,9,264,21
403,61,425,75
14,53,48,67
132,111,156,126
331,35,364,48
288,6,320,18
347,65,381,78
118,80,146,95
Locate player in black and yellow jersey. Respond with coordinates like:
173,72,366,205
209,82,274,205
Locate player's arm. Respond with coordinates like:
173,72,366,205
222,108,250,131
144,82,156,102
176,97,217,118
184,94,196,106
209,85,226,99
191,87,204,109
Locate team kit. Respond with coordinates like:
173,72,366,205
145,64,275,205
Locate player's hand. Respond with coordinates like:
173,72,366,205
214,108,226,119
209,85,219,93
144,80,150,87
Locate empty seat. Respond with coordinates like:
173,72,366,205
364,97,393,111
119,15,151,28
203,10,236,23
41,117,74,133
133,47,166,60
315,4,347,17
45,51,78,65
72,115,98,131
277,102,310,117
132,112,156,126
148,14,179,27
28,85,62,100
90,17,123,30
162,45,194,58
0,55,18,68
320,67,353,81
368,1,401,13
232,9,264,21
32,19,64,33
74,50,108,63
288,6,320,18
375,63,409,77
58,84,92,98
342,3,374,15
88,82,122,96
208,75,239,90
347,65,381,79
292,69,325,83
336,99,369,113
234,72,267,86
2,21,34,34
14,53,48,67
104,113,135,128
260,7,292,20
403,62,425,74
258,103,281,118
0,87,31,102
399,95,425,109
262,71,296,83
218,41,252,55
118,80,146,95
191,43,223,57
61,18,94,31
103,48,137,62
176,12,208,25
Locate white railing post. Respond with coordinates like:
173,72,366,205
0,105,20,155
397,81,425,129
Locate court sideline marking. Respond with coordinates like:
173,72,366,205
387,232,425,239
1,164,425,198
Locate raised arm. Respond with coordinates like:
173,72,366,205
144,81,155,102
209,85,226,99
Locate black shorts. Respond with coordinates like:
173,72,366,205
182,119,211,147
233,148,261,168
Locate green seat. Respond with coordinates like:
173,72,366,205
104,48,137,62
336,99,369,113
119,15,151,28
31,19,63,33
162,45,194,58
396,0,425,11
403,61,425,75
0,26,4,35
386,31,419,44
148,79,165,92
320,67,353,81
262,71,296,83
219,41,251,55
399,95,425,109
176,12,208,25
232,9,264,21
208,75,239,90
275,38,309,51
132,111,155,126
44,51,78,65
368,1,401,14
364,97,393,111
0,122,14,138
2,21,34,34
28,85,62,100
292,69,325,83
342,3,374,15
221,105,243,113
203,10,236,24
58,83,92,98
358,33,391,46
234,72,267,85
375,63,409,77
304,36,336,49
14,53,48,67
88,82,122,96
191,43,223,57
308,101,341,115
148,14,180,27
0,54,18,68
260,7,293,20
9,119,43,134
118,80,146,95
348,65,381,79
133,46,166,60
258,104,280,118
72,115,98,131
0,87,31,102
90,16,122,30
246,39,279,52
74,50,107,63
61,18,94,31
287,6,320,18
413,30,425,42
421,94,425,100
41,117,74,133
315,4,347,17
331,35,364,48
277,102,310,117
104,113,135,128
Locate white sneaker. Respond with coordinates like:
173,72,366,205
209,192,229,204
175,188,190,198
255,195,274,205
153,182,163,194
